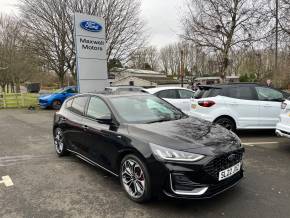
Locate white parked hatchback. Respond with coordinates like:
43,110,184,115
276,99,290,138
146,87,195,114
190,83,290,131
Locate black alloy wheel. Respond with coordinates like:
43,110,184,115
54,128,67,156
120,154,151,203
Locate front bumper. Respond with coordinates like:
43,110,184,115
38,99,50,108
164,171,243,199
150,148,244,199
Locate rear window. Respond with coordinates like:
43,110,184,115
156,90,179,99
194,87,222,99
227,86,257,100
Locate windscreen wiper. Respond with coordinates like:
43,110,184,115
146,118,173,124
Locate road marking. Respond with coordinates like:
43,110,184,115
0,175,14,187
243,142,279,146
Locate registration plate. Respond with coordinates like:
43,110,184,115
218,162,241,181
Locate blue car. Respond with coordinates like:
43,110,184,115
39,86,78,110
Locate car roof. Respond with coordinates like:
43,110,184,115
146,86,194,94
80,91,151,99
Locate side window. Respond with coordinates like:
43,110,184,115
228,86,256,100
201,88,222,98
255,87,283,101
70,96,88,115
65,88,75,94
156,90,179,99
87,97,111,119
66,98,74,109
178,90,195,99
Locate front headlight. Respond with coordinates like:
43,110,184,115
149,143,204,162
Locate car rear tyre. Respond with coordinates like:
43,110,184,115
52,100,62,110
120,154,151,203
54,128,67,156
214,117,236,132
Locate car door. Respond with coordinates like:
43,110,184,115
177,89,195,113
82,96,121,171
62,96,88,153
225,86,261,128
255,86,284,128
156,89,183,110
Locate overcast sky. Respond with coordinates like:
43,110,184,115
0,0,182,48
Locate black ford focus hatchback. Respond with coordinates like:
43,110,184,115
53,92,244,203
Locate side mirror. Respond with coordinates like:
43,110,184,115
97,115,112,124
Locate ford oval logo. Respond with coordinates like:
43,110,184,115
80,20,102,32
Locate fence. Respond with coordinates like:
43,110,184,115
0,93,39,109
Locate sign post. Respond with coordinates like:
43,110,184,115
74,13,109,93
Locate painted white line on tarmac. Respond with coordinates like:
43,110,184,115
0,175,14,187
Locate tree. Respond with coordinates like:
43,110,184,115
181,0,267,79
19,0,146,87
108,58,123,70
129,46,159,71
0,14,40,93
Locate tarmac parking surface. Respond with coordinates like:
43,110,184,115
0,109,290,218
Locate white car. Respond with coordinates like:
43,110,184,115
190,83,289,131
276,99,290,138
146,87,195,114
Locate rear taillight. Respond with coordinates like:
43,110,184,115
198,100,215,107
281,102,287,109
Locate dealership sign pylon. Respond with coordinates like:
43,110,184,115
74,13,109,93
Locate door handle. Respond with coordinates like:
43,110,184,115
82,125,89,131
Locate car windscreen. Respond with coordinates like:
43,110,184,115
110,95,186,124
194,87,222,99
53,88,65,94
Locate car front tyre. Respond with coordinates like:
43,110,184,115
120,154,152,203
52,100,62,110
54,128,67,156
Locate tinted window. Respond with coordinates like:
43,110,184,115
70,96,88,115
227,86,256,100
194,89,205,99
156,90,179,99
196,88,222,98
178,90,195,99
116,87,141,92
255,87,283,101
87,97,111,119
65,88,77,94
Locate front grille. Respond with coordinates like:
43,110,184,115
204,149,244,180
